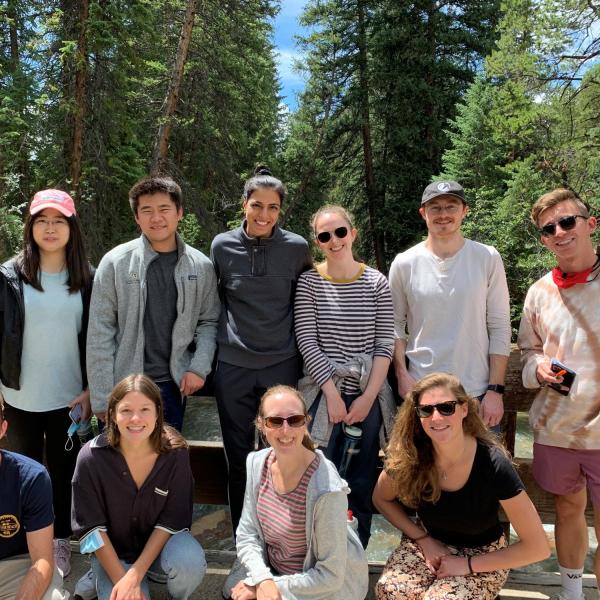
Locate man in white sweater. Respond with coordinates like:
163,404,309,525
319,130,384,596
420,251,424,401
388,180,511,427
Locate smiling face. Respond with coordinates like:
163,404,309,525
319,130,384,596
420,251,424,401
314,211,357,262
243,187,281,238
259,390,308,455
114,391,158,446
135,192,183,252
538,199,597,267
417,386,467,445
32,208,71,257
419,196,467,239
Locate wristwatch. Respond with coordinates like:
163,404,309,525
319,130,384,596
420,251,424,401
487,384,505,394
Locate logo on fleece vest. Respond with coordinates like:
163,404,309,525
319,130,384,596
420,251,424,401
0,514,20,538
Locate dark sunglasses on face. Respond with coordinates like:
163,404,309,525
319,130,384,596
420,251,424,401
263,414,307,429
538,214,587,237
415,400,463,418
316,226,349,244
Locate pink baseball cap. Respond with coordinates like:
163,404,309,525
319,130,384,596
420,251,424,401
30,189,76,217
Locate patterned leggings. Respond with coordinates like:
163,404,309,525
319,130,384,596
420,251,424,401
375,535,509,600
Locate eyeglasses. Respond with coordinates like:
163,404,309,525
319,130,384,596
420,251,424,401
425,204,461,215
538,215,587,237
33,218,69,228
263,414,307,429
316,226,348,243
415,400,462,418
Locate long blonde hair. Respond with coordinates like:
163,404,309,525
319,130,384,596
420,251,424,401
384,372,503,507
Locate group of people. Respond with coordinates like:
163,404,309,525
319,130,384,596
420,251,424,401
0,167,597,600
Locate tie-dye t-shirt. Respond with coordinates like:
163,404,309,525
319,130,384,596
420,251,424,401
518,271,600,449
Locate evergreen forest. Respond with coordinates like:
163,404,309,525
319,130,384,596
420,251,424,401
1,0,599,328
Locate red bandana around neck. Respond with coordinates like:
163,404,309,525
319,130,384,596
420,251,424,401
552,265,594,288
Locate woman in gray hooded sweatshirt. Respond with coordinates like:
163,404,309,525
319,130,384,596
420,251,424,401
224,385,368,600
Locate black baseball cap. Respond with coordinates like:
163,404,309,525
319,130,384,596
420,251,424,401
421,181,465,205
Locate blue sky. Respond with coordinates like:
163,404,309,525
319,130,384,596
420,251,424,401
273,0,308,111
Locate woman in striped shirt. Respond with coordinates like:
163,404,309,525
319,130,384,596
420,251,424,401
225,385,368,600
294,205,395,548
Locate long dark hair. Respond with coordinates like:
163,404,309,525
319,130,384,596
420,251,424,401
384,372,504,507
17,211,91,293
106,374,187,453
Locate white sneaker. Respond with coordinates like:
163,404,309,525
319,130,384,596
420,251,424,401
74,568,97,600
53,538,71,577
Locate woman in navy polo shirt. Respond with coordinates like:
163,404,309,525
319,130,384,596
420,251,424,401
72,374,206,600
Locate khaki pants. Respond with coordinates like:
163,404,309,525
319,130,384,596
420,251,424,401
0,553,69,600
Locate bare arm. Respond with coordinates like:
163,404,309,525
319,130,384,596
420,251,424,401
372,471,450,574
96,529,171,600
16,525,54,600
480,353,508,427
345,356,391,425
393,338,417,400
437,490,550,577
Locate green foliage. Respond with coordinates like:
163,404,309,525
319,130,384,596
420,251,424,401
440,0,600,330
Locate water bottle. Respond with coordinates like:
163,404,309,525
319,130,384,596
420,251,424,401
338,424,362,478
76,419,93,444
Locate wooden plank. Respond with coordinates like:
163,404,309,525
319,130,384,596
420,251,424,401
189,441,229,505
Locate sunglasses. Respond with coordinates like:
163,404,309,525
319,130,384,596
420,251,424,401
538,214,587,237
263,414,307,429
316,226,348,243
415,400,462,418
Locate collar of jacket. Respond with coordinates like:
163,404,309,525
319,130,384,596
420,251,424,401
140,232,185,261
237,221,283,247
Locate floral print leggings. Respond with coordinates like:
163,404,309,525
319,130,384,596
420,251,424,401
375,534,509,600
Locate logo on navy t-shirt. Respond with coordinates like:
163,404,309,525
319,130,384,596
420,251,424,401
0,514,20,538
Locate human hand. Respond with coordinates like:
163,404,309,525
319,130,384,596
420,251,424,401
179,371,205,396
325,391,347,424
436,554,470,578
231,580,257,600
397,370,417,400
480,391,503,427
69,389,92,422
256,579,281,600
344,395,374,425
109,569,146,600
417,536,451,575
536,362,569,392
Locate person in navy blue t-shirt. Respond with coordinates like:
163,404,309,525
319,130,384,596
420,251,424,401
0,394,68,600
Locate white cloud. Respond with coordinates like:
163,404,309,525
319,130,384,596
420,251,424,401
276,49,307,86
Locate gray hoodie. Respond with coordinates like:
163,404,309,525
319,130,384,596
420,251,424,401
225,448,369,600
87,234,220,412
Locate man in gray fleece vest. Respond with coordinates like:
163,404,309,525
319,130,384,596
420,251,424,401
86,176,220,430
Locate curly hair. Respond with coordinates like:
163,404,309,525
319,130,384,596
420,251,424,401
106,374,187,453
384,372,503,508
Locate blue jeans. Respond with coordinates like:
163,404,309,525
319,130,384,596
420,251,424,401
91,532,206,600
156,380,187,432
309,392,382,548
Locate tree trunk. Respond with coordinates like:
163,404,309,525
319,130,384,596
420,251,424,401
356,0,385,272
71,0,89,197
152,0,198,173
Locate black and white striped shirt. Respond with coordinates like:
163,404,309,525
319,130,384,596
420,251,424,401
294,264,395,394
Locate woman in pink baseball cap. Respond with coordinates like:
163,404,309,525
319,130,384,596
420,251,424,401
0,189,94,578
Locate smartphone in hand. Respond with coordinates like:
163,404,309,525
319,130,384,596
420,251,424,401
549,358,576,396
69,403,82,423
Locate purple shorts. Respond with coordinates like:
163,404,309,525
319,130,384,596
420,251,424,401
533,442,600,505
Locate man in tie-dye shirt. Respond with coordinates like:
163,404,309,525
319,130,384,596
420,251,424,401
518,188,600,600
